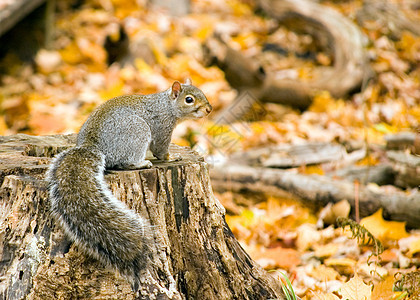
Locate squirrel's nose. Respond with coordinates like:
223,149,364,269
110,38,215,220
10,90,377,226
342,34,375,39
205,105,212,114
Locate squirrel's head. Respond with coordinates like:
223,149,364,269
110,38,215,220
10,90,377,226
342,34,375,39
170,79,212,120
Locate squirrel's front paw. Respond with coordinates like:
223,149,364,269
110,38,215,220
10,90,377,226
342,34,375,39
120,160,152,169
136,160,153,169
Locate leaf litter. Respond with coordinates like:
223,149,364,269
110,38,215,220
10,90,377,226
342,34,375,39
0,0,419,298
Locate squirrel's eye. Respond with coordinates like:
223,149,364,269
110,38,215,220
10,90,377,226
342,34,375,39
185,96,195,104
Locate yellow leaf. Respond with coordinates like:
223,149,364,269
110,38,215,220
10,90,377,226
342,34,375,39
194,22,214,42
373,123,397,135
231,32,256,49
356,153,380,166
314,244,339,259
227,0,252,16
340,275,372,300
298,66,313,80
300,165,324,175
371,275,395,300
360,208,409,243
309,91,343,113
150,41,168,65
324,258,357,268
99,81,124,101
59,41,84,65
205,123,243,153
134,58,154,74
408,237,420,256
396,32,420,61
225,209,256,230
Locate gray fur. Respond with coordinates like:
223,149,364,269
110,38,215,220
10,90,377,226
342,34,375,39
46,82,211,288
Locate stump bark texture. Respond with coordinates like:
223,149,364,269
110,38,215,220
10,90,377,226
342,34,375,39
0,134,284,300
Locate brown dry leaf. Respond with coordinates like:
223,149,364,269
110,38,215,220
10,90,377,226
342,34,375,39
262,195,311,227
358,262,388,279
369,248,398,264
324,258,356,275
35,50,62,74
311,291,340,300
371,275,394,300
76,38,107,67
314,244,339,259
28,112,68,135
339,275,372,300
331,200,351,219
308,265,340,282
360,208,409,243
319,200,351,225
253,246,301,270
296,224,321,251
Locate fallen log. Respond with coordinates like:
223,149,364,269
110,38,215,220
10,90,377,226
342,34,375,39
356,0,420,38
387,150,420,188
0,134,285,300
210,164,420,228
205,0,371,121
261,0,371,94
229,142,348,168
0,0,45,37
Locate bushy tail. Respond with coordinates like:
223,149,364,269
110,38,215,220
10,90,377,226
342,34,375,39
46,146,152,285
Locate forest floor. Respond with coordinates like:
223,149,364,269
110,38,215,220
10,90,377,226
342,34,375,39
0,0,419,299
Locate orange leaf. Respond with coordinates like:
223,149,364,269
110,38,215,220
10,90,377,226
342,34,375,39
371,275,395,300
253,247,301,269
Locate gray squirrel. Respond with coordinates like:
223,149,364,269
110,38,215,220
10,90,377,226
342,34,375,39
46,79,212,288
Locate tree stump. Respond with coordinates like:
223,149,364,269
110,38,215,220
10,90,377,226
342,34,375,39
0,134,285,300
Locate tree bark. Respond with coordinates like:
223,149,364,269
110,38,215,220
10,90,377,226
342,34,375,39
0,134,285,300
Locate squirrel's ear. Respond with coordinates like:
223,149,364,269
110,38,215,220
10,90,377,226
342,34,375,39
171,81,182,99
185,78,192,85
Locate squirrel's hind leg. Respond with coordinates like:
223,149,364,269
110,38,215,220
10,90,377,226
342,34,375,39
102,115,153,170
